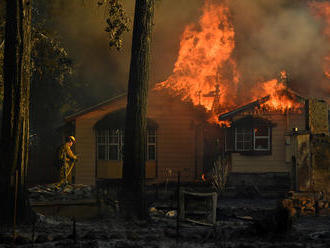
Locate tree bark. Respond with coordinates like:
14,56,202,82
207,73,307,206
0,0,32,223
121,0,154,219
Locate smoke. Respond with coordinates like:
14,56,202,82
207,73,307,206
45,1,132,102
46,0,203,103
45,0,329,104
228,0,329,101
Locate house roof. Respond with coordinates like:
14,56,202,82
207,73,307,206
94,108,158,129
231,115,276,128
64,93,127,122
219,96,270,121
65,89,210,123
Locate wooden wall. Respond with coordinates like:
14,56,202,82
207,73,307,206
148,92,204,182
231,111,306,173
71,91,205,185
97,160,156,179
73,97,126,185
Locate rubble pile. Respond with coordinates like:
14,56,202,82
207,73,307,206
0,195,329,247
282,192,330,217
28,184,96,202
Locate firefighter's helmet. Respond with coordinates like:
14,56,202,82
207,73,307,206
66,136,76,143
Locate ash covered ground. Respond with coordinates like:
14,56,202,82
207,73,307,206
0,184,329,248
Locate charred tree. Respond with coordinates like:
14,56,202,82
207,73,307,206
0,0,33,223
121,0,154,219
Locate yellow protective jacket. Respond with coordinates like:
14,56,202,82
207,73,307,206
57,142,77,167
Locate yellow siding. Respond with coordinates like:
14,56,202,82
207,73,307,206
148,95,199,182
97,160,156,179
73,92,202,185
74,99,127,185
74,119,96,185
287,113,306,131
231,112,306,173
73,92,307,185
98,160,122,179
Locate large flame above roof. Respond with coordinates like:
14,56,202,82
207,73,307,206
155,0,239,113
155,0,327,123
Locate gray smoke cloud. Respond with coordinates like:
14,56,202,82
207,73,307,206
229,0,329,102
49,0,203,102
49,0,329,104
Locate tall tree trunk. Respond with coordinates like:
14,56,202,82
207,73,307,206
121,0,154,219
0,0,32,223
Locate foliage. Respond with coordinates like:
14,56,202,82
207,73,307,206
104,0,130,50
208,155,230,195
32,31,73,85
0,0,131,106
30,29,78,131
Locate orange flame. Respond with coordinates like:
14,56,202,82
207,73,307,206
155,0,239,112
155,1,320,123
256,78,304,112
201,173,206,181
208,114,231,127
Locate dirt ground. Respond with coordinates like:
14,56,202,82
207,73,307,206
1,187,330,248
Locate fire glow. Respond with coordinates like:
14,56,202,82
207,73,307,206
155,0,239,112
256,79,304,112
155,0,328,124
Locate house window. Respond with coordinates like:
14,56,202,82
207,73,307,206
235,128,252,151
254,127,270,151
96,128,157,161
109,129,121,160
233,126,271,153
225,116,273,155
147,129,157,160
226,126,271,154
96,129,122,160
96,129,108,160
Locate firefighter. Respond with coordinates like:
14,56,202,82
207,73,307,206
56,136,78,188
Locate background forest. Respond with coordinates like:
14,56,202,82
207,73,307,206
0,0,202,184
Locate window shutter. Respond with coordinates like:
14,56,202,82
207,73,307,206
225,128,235,151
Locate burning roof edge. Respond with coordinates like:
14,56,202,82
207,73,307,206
64,93,127,122
218,87,308,121
219,96,270,121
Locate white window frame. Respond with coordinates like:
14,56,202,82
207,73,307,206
147,129,157,161
234,126,271,152
108,129,121,160
235,127,252,151
253,127,270,151
96,128,157,161
96,129,108,160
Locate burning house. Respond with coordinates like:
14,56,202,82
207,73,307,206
63,90,208,185
60,0,329,192
62,82,328,192
218,88,329,192
149,0,330,192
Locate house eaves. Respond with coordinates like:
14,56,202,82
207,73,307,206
218,87,307,121
64,93,127,122
219,95,270,121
